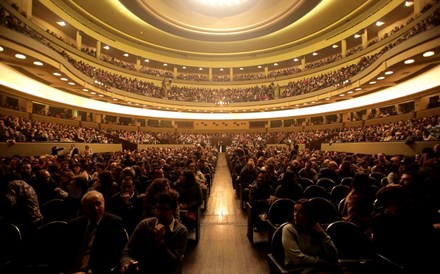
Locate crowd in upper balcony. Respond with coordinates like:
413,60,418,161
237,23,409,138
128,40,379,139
1,2,439,105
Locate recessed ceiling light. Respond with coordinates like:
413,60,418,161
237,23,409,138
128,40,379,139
404,59,414,64
56,21,66,27
257,66,261,69
199,67,203,71
347,90,353,94
293,58,299,62
144,58,149,62
68,82,75,85
82,88,88,91
90,91,96,95
312,52,318,56
332,44,339,48
33,61,43,66
339,94,345,96
325,97,330,100
99,94,104,97
354,34,361,39
103,45,110,50
123,53,129,57
163,63,168,66
405,1,414,7
384,71,393,75
377,76,385,80
369,81,376,84
423,51,434,57
220,68,224,71
60,77,68,81
240,67,244,70
274,63,278,66
113,98,118,101
0,46,3,51
355,87,362,91
376,21,385,27
15,53,26,59
53,72,61,76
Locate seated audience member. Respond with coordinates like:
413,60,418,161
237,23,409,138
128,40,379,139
275,170,304,201
107,176,143,235
0,178,44,240
173,169,203,226
65,190,128,274
90,170,118,201
142,178,179,219
120,191,188,274
282,198,341,273
249,170,274,231
372,186,440,274
340,173,376,237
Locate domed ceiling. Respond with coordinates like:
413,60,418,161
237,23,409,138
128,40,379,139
49,0,385,59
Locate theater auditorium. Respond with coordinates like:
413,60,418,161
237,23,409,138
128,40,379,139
1,1,440,274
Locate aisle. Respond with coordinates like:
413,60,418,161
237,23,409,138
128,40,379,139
182,153,270,274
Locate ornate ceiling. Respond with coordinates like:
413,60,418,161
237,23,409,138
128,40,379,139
37,0,391,61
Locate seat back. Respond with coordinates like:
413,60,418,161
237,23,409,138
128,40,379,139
340,177,353,186
24,220,70,271
325,220,375,260
40,198,70,222
304,185,330,200
309,197,339,226
330,184,349,207
298,177,314,190
270,222,290,264
268,198,295,226
316,178,336,192
0,221,22,269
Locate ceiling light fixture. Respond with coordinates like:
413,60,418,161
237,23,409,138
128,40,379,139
377,76,385,80
369,81,376,84
60,77,68,81
123,53,129,57
384,71,394,75
53,72,61,76
332,44,339,48
0,46,3,51
423,51,434,57
33,61,43,66
405,1,414,7
56,21,66,26
376,21,385,27
312,52,318,56
354,34,361,39
103,45,110,50
404,59,414,64
15,53,26,59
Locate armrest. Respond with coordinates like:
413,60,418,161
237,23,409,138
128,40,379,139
267,254,304,274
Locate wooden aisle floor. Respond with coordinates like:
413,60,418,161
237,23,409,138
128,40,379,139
182,153,270,274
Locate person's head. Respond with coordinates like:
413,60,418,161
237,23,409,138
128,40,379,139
256,170,268,186
81,190,105,223
146,178,171,196
293,198,319,229
120,176,135,195
154,191,179,225
180,169,196,185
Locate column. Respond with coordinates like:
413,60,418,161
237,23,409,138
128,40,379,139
230,68,233,81
24,0,32,18
300,58,306,71
72,109,78,120
135,59,141,71
76,30,82,50
341,39,347,57
93,113,102,123
96,41,101,59
414,97,429,112
362,29,368,49
174,67,177,79
264,66,269,78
